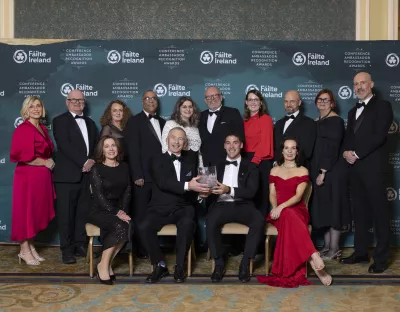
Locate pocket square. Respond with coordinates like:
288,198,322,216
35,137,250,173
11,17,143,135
186,171,192,177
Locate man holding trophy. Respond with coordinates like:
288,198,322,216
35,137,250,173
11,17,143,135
203,133,265,283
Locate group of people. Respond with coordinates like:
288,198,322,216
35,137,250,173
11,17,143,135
9,71,393,288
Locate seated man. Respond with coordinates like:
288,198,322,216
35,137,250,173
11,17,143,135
139,127,210,283
205,133,265,283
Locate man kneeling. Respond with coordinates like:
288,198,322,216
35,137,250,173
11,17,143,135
139,127,209,283
205,133,265,283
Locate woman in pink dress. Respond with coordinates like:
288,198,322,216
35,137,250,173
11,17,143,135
10,96,55,265
257,138,332,287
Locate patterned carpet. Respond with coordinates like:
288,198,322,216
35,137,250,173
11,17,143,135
1,246,400,311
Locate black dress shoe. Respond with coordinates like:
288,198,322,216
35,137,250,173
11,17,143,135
96,268,113,285
211,264,225,283
340,253,369,264
62,253,76,264
110,274,116,281
145,264,169,283
75,245,88,257
173,265,186,283
368,263,387,273
238,263,251,283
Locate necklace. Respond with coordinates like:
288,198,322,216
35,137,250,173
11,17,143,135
318,110,332,121
281,163,297,169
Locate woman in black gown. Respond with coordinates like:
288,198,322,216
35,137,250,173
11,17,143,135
99,100,132,161
88,135,131,285
310,89,350,260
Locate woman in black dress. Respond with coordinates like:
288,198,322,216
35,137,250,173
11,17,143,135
99,100,132,160
88,135,131,285
310,89,350,260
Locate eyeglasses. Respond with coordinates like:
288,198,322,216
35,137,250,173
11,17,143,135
247,98,261,103
67,98,85,105
205,93,221,100
316,98,331,103
143,97,157,101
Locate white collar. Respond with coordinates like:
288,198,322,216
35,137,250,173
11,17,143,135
143,110,157,117
167,151,182,157
209,106,222,113
359,94,373,105
226,155,241,165
287,110,300,118
70,111,84,118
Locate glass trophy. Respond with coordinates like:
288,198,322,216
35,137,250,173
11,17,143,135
198,166,217,188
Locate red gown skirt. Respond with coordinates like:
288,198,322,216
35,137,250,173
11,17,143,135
257,175,316,288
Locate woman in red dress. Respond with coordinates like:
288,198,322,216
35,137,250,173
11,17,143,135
243,89,274,217
257,138,332,287
10,96,55,265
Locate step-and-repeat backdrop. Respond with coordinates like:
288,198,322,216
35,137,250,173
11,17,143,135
0,40,399,246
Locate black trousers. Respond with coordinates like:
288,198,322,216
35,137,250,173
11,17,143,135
55,174,91,253
350,170,390,265
206,201,265,259
138,206,196,266
131,182,153,256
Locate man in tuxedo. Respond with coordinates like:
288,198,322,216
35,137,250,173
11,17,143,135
274,90,316,167
340,72,393,273
123,90,166,258
199,86,244,167
53,89,99,264
138,127,210,283
205,133,264,283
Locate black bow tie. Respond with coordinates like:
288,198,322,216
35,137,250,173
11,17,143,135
209,110,220,117
148,114,158,120
356,102,366,109
171,154,183,162
284,115,295,121
225,160,238,166
75,115,84,119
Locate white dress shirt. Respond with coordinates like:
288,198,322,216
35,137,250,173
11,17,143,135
207,106,222,133
70,111,89,156
167,151,189,190
143,110,162,143
283,110,300,134
219,156,240,202
355,94,373,120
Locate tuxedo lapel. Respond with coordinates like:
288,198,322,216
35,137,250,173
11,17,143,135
284,114,301,134
213,106,224,132
353,97,375,133
163,153,177,179
217,162,225,183
68,113,86,148
141,112,161,145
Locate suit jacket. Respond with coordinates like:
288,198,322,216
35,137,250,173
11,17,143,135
148,151,197,215
343,96,393,173
123,111,166,183
208,157,259,208
199,106,244,167
274,113,316,165
53,111,99,183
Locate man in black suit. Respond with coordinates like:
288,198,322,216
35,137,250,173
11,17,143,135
138,127,210,283
53,89,99,264
340,72,393,273
123,90,166,258
274,90,316,167
205,133,264,283
199,86,245,167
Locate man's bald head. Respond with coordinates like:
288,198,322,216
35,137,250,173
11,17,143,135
283,90,302,114
353,71,374,101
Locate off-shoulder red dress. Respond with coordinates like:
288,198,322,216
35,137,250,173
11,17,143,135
10,120,55,241
257,175,316,288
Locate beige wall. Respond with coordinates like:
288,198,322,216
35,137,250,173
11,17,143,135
0,0,14,38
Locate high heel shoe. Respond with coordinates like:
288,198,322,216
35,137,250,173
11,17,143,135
18,251,40,266
110,274,116,282
96,266,113,285
30,248,45,262
321,250,342,261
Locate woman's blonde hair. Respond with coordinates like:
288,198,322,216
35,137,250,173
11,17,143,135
20,96,46,120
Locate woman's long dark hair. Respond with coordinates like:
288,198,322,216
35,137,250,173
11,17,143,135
276,137,302,167
94,135,124,163
170,96,200,127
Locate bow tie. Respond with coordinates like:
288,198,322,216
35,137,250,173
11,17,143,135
209,110,220,117
171,154,183,162
75,115,84,119
356,102,366,109
284,115,295,121
148,114,158,120
225,160,238,166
